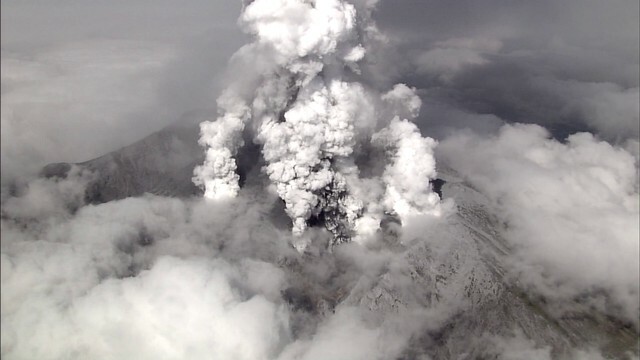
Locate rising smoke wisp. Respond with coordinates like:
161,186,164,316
193,0,443,249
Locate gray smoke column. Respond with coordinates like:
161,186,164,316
193,0,443,249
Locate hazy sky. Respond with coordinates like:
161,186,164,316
2,0,638,182
1,0,245,182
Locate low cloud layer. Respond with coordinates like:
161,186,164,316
4,166,635,358
2,174,289,359
439,124,640,322
0,173,454,359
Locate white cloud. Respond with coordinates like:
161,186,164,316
1,177,296,359
2,255,291,360
486,330,616,360
0,175,438,360
413,37,503,81
533,78,639,139
489,331,553,360
415,48,489,78
278,307,383,360
439,123,640,323
0,41,176,183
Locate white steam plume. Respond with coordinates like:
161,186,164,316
372,117,441,222
193,0,442,247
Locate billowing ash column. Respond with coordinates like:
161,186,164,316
194,0,443,249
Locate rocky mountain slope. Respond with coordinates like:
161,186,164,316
39,121,639,359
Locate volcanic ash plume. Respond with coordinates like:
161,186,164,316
193,0,443,247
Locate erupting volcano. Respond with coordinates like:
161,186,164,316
193,0,443,249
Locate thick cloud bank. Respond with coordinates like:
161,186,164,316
0,173,451,360
439,124,640,322
2,182,290,359
3,166,636,359
193,0,443,248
